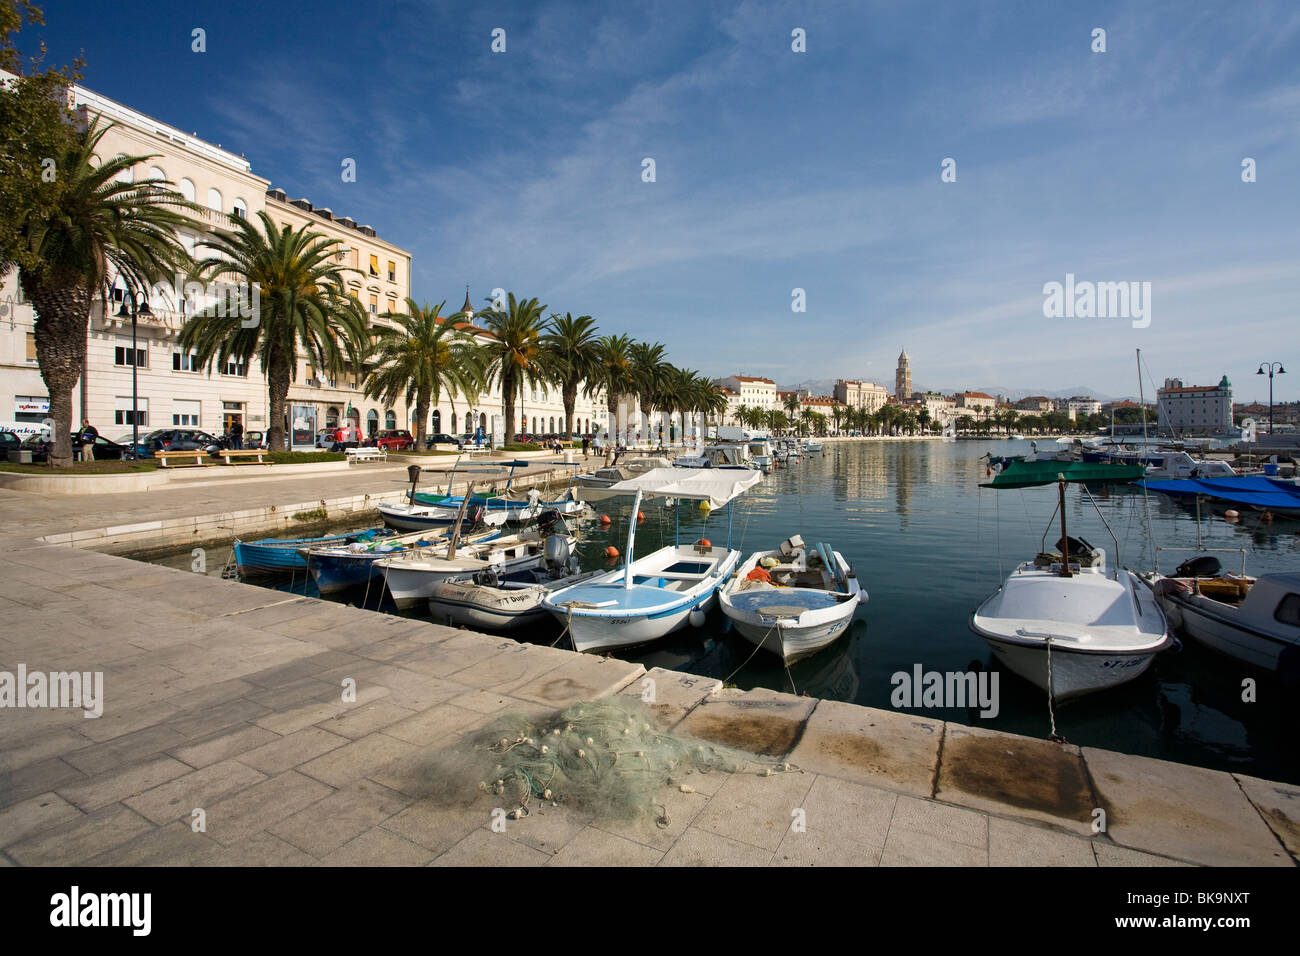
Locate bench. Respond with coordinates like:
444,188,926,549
217,449,271,466
155,450,209,468
346,447,388,465
462,444,489,456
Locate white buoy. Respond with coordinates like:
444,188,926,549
1225,509,1239,521
689,608,706,628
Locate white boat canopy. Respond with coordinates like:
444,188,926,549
576,467,762,509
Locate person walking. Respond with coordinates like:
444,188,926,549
581,435,590,458
229,420,244,450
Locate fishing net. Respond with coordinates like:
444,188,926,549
422,697,782,822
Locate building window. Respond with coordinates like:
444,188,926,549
207,187,223,212
387,260,396,282
172,351,200,372
25,333,37,363
369,255,379,277
385,410,396,430
231,197,247,219
369,295,378,314
114,396,148,426
148,165,166,183
366,409,379,437
172,400,200,427
224,359,248,377
115,344,147,368
178,177,195,203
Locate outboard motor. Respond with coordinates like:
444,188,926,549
543,533,572,576
1056,536,1095,557
1174,555,1223,579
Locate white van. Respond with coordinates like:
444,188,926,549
0,420,51,439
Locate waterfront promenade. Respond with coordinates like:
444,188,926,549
0,462,1295,866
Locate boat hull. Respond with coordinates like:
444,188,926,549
1156,589,1296,672
976,631,1161,700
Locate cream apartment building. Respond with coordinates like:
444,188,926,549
1,79,607,446
833,379,889,414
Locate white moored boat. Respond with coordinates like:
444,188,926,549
542,468,761,654
1149,553,1300,673
720,535,864,663
970,461,1172,701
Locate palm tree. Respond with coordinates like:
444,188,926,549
799,407,813,436
596,333,636,442
629,341,669,441
831,405,844,436
361,300,483,447
16,119,201,466
476,293,549,442
543,313,601,440
783,393,800,421
181,210,365,451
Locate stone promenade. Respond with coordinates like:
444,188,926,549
0,472,1296,866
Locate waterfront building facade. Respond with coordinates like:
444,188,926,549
1157,376,1233,435
714,375,777,411
833,379,889,414
955,392,996,419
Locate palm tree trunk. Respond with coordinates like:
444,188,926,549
267,347,291,451
413,388,430,447
27,276,91,470
562,380,577,440
502,373,516,443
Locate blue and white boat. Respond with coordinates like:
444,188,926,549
543,468,762,654
234,528,388,576
302,526,502,595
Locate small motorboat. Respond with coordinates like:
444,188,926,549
543,468,761,653
719,535,864,663
971,461,1172,701
1150,557,1300,674
427,537,599,631
302,525,501,595
234,528,389,576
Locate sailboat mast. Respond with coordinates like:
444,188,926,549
1137,348,1149,448
623,488,643,589
1058,476,1071,578
446,481,475,560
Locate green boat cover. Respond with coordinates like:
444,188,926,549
981,460,1146,488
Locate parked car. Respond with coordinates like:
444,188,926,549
122,428,223,458
321,425,363,451
315,428,336,449
21,433,128,462
0,431,22,456
374,429,415,451
243,430,265,449
424,433,463,450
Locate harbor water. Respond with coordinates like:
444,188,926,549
148,439,1300,785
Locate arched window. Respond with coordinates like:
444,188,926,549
231,197,247,219
385,410,396,430
326,406,339,428
148,165,166,184
432,410,441,432
480,413,487,431
114,154,132,184
450,412,456,433
207,187,223,212
550,417,555,433
366,409,379,437
178,178,196,202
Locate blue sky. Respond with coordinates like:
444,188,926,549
29,0,1300,401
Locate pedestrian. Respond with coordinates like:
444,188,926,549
581,435,590,458
75,419,97,462
229,420,244,450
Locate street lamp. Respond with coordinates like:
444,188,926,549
115,291,152,459
1256,362,1286,435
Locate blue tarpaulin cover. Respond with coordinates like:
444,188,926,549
1138,476,1300,511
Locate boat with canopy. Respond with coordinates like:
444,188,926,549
970,461,1172,703
543,467,762,653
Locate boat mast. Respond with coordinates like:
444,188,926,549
1057,475,1071,578
445,480,476,560
623,488,643,589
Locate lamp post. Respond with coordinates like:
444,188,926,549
116,292,152,459
1257,362,1286,435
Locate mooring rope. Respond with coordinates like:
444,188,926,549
722,621,778,686
1045,636,1065,743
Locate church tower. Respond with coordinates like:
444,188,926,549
895,349,912,400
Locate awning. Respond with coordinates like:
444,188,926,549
982,461,1145,488
577,467,762,509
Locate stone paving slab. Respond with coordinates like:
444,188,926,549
1084,747,1292,866
787,698,942,798
1233,773,1300,858
936,722,1094,835
675,686,816,757
617,666,721,725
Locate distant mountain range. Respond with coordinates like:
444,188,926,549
780,379,1140,403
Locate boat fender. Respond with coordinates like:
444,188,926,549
688,608,706,628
